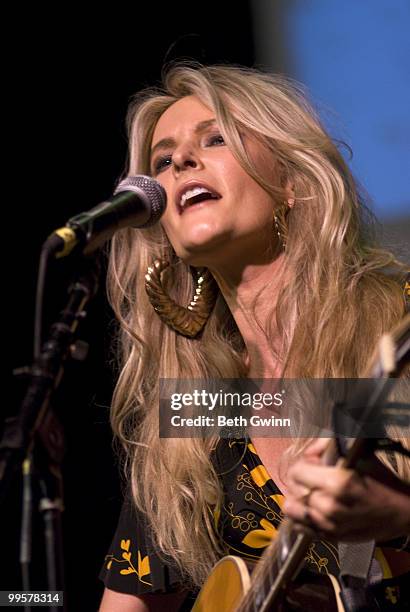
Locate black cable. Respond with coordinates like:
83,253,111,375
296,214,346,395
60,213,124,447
34,235,62,360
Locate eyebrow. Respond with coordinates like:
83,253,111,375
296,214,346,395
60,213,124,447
150,119,217,157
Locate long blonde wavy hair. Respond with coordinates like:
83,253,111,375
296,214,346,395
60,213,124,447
107,64,408,587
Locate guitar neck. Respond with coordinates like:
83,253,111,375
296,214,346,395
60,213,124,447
242,521,315,612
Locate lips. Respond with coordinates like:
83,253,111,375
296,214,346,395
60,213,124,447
175,181,221,214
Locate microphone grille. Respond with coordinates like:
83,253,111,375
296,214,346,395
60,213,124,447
114,175,167,227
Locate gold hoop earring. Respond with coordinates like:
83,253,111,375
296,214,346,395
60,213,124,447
145,260,218,338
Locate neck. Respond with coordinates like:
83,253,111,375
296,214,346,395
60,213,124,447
210,253,286,378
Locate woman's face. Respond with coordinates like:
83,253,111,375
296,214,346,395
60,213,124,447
149,95,279,268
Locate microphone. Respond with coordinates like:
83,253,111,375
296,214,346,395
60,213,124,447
46,175,167,257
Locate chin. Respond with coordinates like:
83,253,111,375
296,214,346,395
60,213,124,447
177,233,230,267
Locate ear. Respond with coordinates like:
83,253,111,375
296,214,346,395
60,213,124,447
284,180,295,207
278,163,295,207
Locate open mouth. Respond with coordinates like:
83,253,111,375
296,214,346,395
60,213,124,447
178,186,221,213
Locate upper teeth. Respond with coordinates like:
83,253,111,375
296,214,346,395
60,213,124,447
180,186,212,208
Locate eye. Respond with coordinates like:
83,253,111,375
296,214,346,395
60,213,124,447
205,133,225,147
152,154,172,175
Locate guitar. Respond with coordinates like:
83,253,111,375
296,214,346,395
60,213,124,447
192,314,410,611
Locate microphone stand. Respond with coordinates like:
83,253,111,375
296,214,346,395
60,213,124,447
1,257,99,611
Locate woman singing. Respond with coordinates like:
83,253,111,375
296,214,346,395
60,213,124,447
99,64,410,611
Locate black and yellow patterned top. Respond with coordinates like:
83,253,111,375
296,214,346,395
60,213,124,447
100,438,409,609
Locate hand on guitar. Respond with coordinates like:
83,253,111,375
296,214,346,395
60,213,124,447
283,438,410,543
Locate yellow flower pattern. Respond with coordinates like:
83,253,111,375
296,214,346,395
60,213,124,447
104,537,152,586
103,438,399,596
241,518,278,548
218,441,337,575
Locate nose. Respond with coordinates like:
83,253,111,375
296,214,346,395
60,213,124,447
172,143,200,172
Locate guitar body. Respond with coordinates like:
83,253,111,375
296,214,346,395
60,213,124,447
192,556,250,612
192,554,345,611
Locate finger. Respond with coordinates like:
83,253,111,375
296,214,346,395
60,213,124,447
284,498,338,534
307,500,385,539
305,506,339,534
285,481,311,499
285,488,348,524
303,438,330,459
288,463,362,503
287,462,331,488
283,499,317,529
307,490,349,523
282,498,307,521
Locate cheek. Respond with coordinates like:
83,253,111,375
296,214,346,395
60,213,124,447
232,173,275,220
157,177,176,223
160,211,174,240
156,175,172,203
223,159,270,199
159,209,181,253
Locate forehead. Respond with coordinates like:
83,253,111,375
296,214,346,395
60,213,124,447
152,95,215,141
